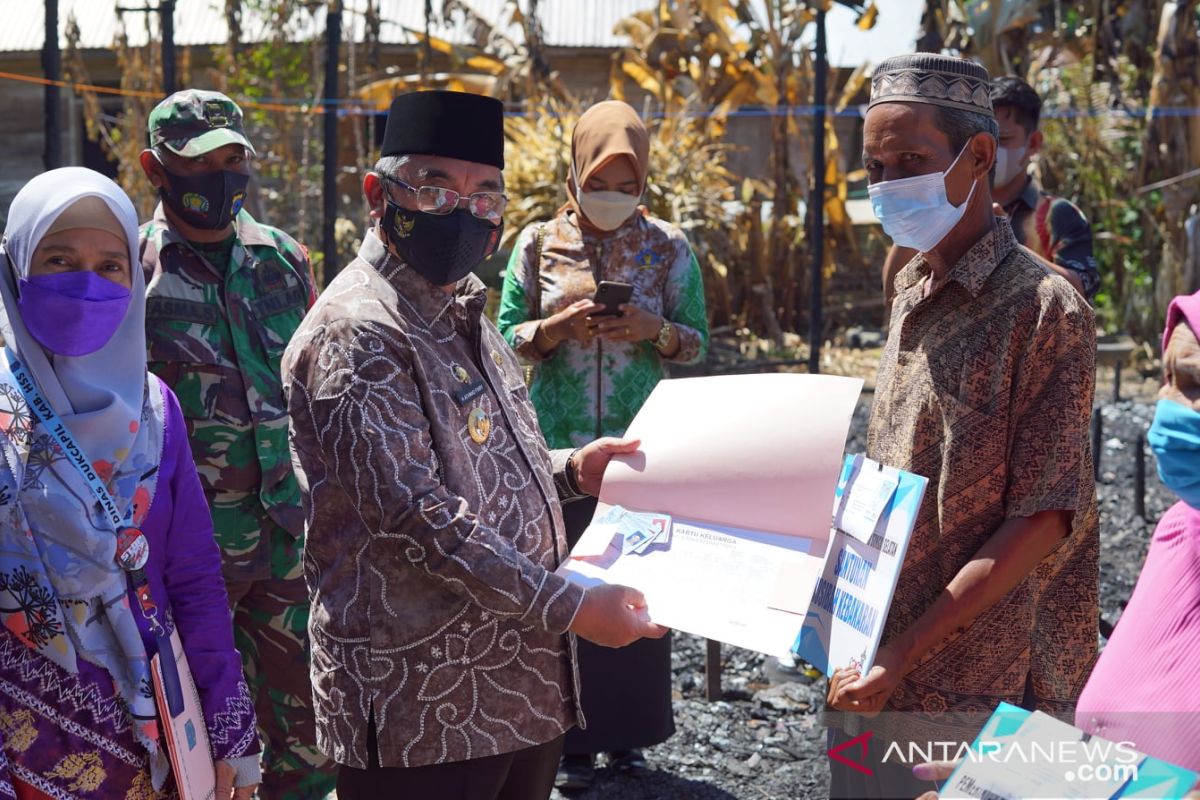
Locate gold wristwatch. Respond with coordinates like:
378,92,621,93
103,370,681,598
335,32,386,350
653,318,673,351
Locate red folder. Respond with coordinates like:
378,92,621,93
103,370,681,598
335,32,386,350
151,629,217,800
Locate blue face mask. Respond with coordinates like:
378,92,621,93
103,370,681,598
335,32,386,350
1148,398,1200,509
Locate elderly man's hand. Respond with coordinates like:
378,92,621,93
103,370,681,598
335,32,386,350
827,643,912,717
571,437,640,497
569,584,669,647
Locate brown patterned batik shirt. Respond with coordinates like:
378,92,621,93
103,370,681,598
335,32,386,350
864,218,1099,746
281,232,587,770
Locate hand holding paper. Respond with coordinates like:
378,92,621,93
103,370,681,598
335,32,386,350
572,437,641,497
827,641,911,716
569,583,669,648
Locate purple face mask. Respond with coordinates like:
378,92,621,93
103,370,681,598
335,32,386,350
18,271,131,357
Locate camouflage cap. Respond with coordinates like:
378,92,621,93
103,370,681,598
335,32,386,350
148,89,257,157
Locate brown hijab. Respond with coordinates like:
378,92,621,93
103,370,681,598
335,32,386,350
563,100,650,221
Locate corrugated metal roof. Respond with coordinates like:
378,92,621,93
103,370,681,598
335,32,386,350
0,0,645,53
0,0,919,65
534,0,652,47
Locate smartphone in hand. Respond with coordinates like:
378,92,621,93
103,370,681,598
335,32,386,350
591,281,634,317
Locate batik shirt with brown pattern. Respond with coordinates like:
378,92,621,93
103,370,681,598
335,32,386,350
281,233,587,769
854,218,1099,750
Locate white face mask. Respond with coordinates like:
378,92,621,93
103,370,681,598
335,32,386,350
573,163,641,231
868,142,979,253
578,191,640,231
994,144,1028,187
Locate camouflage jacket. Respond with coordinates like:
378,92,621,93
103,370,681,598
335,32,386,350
141,204,316,581
281,232,586,769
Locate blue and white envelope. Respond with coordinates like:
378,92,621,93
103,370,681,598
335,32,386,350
941,702,1199,800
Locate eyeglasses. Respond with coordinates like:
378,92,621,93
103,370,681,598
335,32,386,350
381,174,507,225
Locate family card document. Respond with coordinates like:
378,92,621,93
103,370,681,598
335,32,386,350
556,373,863,657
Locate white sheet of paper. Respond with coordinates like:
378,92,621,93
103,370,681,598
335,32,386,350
599,373,864,537
572,520,621,557
838,465,899,544
560,518,822,657
557,374,864,656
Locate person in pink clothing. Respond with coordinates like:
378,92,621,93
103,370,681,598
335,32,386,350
1072,290,1200,777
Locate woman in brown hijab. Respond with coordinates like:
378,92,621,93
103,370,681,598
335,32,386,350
498,101,710,788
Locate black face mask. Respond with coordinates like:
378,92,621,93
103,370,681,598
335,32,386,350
159,164,250,230
382,201,503,287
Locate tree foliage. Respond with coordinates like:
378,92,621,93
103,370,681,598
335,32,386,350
921,0,1200,339
79,1,1200,340
64,4,188,220
608,1,878,337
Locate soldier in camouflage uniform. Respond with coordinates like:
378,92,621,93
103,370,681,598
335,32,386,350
136,90,334,799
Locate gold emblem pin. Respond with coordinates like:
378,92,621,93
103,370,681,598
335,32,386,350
393,214,416,239
468,407,491,444
453,365,470,384
491,351,503,367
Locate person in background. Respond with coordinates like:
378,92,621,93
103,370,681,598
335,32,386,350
0,168,258,798
883,75,1098,306
137,90,333,799
281,89,667,800
497,99,709,790
826,54,1098,800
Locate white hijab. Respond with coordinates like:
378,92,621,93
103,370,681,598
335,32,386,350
0,168,169,784
0,167,147,461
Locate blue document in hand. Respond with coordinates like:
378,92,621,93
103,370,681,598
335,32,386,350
940,701,1199,800
791,453,927,676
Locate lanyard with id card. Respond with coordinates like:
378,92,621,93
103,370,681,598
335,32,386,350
4,350,184,710
5,350,216,798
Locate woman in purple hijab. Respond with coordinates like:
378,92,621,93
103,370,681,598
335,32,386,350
0,168,259,798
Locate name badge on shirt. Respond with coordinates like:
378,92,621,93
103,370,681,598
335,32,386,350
454,381,486,406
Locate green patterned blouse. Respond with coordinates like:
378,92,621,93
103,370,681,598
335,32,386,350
498,211,709,450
